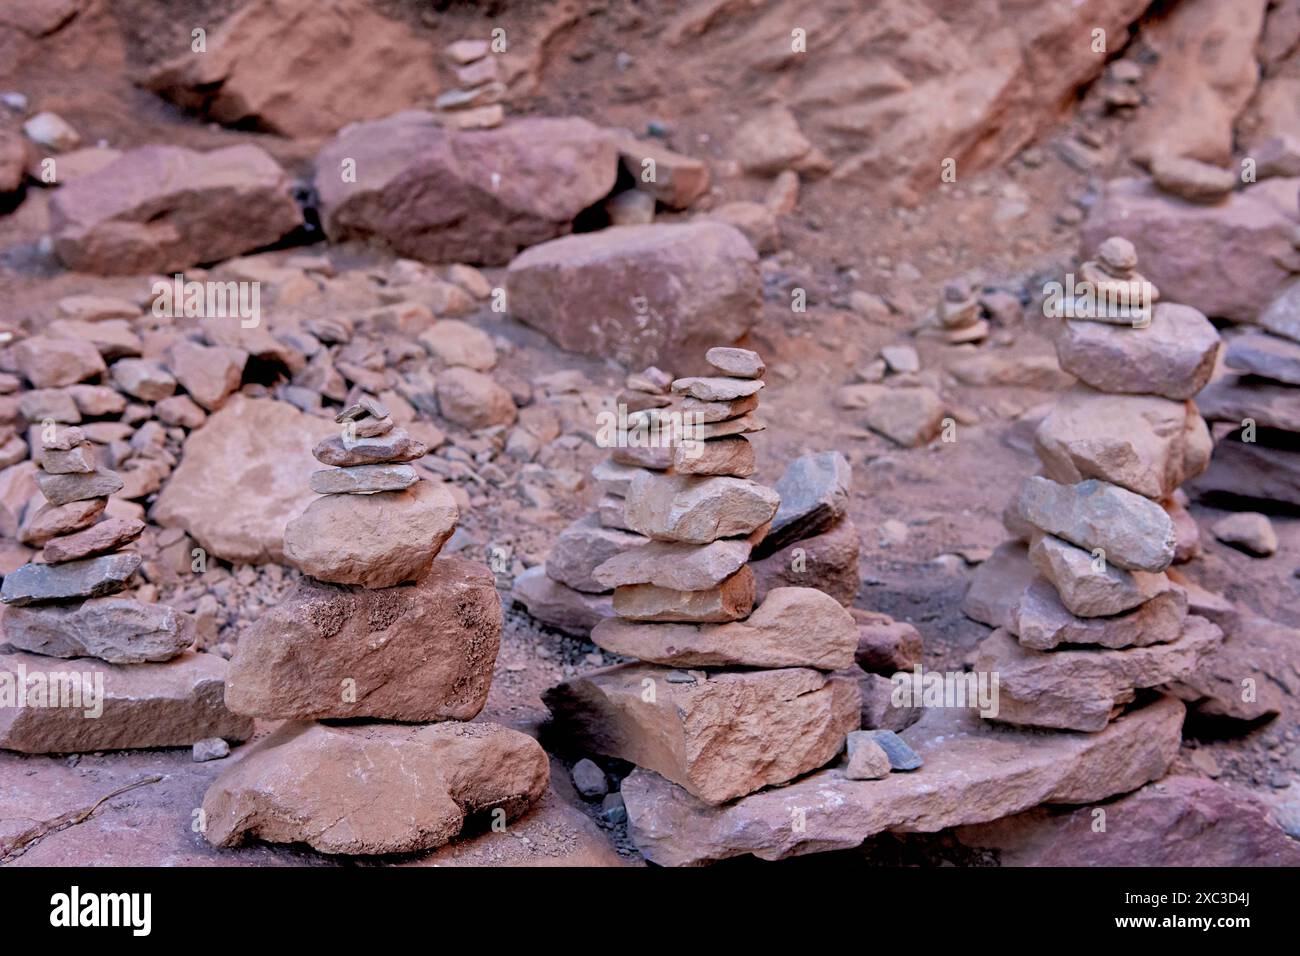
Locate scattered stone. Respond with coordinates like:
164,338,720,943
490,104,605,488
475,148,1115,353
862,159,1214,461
110,359,176,402
1150,155,1236,203
420,319,496,371
163,342,244,411
284,479,458,589
865,729,923,770
436,367,517,429
224,559,499,721
0,597,195,663
544,663,859,805
12,336,105,389
571,758,609,799
836,384,944,447
1211,512,1277,557
201,720,548,854
22,111,79,150
615,138,710,209
592,586,856,670
0,650,252,753
843,731,891,780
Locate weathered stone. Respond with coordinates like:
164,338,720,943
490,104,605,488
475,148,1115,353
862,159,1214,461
35,469,123,507
622,696,1186,866
1017,476,1175,572
954,775,1300,867
436,367,517,429
545,663,860,805
225,559,499,721
1010,576,1188,650
1258,279,1300,344
316,113,617,266
507,222,761,372
17,498,105,548
284,479,458,589
857,670,923,732
612,566,755,623
1198,375,1300,433
623,472,780,544
592,586,857,670
50,145,302,274
40,443,95,475
836,384,944,447
1054,303,1219,400
545,515,645,594
0,552,141,606
201,720,548,854
974,619,1219,731
1034,389,1211,500
49,319,141,360
0,650,252,754
756,450,852,556
1151,155,1237,203
1225,331,1300,385
679,393,759,422
312,428,427,467
866,729,923,770
751,516,861,606
12,336,105,389
511,566,612,637
308,464,418,495
962,541,1035,629
843,732,891,780
593,536,749,592
704,347,765,379
110,359,176,402
672,436,756,477
42,517,144,564
0,598,194,663
419,319,496,371
1211,511,1278,557
615,138,710,209
671,376,764,403
163,341,245,411
1192,431,1300,508
1168,612,1295,721
153,398,336,564
698,413,764,440
1030,534,1171,617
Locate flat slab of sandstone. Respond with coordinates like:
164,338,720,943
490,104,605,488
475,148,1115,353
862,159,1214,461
622,695,1186,866
0,650,252,754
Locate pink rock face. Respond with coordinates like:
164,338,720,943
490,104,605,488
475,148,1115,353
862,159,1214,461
0,650,252,754
1081,177,1299,322
201,720,549,855
506,222,761,372
622,695,1187,866
224,558,501,722
50,144,303,275
544,663,861,805
283,479,459,589
954,775,1300,867
142,0,442,138
315,113,618,266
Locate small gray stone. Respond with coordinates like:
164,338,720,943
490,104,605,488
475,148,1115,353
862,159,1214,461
192,737,231,762
704,347,765,379
844,730,892,780
309,463,419,495
0,552,142,606
1017,476,1175,572
312,429,427,466
671,376,765,402
1211,512,1277,557
757,451,851,556
866,729,923,771
600,792,628,824
571,758,609,798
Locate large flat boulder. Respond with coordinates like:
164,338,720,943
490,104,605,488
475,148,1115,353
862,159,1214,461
315,112,618,266
141,0,441,138
506,222,761,371
544,663,860,805
50,145,302,275
0,650,252,754
622,695,1186,866
224,558,500,722
152,397,336,564
202,720,549,855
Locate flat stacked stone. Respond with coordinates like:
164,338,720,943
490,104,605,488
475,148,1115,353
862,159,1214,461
546,347,869,806
203,410,547,855
921,279,989,344
0,425,245,753
971,237,1224,732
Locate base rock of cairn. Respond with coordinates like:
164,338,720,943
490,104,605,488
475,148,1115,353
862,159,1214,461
0,426,244,753
970,238,1224,733
203,399,546,855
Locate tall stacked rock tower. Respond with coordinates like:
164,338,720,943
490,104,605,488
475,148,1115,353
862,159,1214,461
973,237,1225,731
546,348,862,805
200,399,548,855
1,426,250,753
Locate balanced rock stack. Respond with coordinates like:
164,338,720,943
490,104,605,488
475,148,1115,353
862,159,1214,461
199,399,548,856
1,425,251,753
510,366,678,636
972,236,1225,732
1194,294,1300,509
922,279,989,344
436,39,505,131
545,348,865,805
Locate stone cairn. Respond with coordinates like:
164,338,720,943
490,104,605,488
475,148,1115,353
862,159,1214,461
972,236,1225,732
200,398,548,856
546,347,923,808
922,278,989,344
436,39,505,131
0,425,251,754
